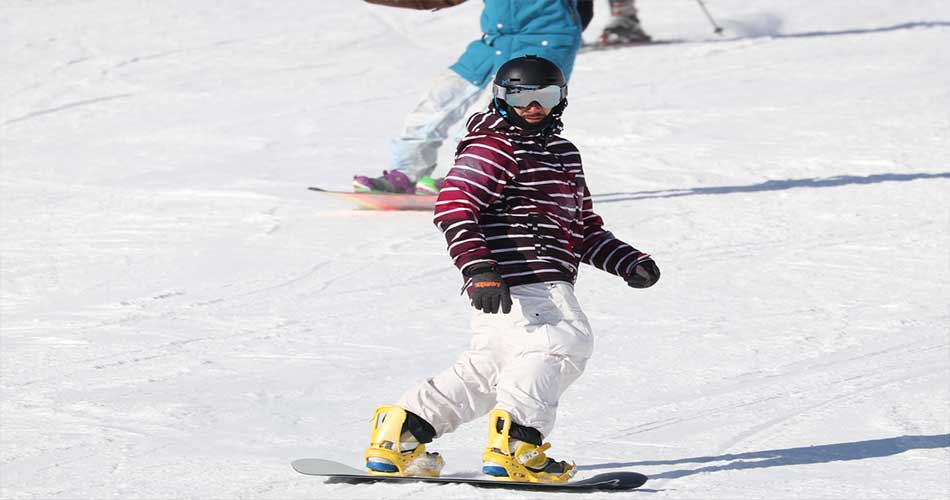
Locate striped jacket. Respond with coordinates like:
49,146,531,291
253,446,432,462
434,110,652,289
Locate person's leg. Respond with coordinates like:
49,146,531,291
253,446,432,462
493,283,593,436
390,70,484,181
493,352,588,437
602,0,651,43
452,84,494,139
610,0,637,17
482,282,594,482
392,282,571,439
396,348,499,437
365,329,501,477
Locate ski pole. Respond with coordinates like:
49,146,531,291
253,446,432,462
693,0,724,35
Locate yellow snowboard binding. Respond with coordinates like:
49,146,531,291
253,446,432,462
481,409,576,483
365,405,444,477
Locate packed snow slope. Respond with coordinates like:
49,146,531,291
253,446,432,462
2,1,949,498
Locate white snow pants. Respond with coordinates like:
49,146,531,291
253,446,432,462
398,282,594,438
390,70,492,180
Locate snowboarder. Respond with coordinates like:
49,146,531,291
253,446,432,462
364,55,661,483
601,0,651,44
353,0,594,195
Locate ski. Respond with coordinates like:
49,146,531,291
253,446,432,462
580,39,686,53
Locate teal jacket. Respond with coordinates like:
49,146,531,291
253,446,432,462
450,0,583,88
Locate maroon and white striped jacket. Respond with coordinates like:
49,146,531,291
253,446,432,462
434,110,651,289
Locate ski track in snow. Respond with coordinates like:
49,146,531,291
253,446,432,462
2,1,949,499
2,94,135,126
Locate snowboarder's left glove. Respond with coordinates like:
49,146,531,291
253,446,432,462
627,258,660,289
465,264,512,314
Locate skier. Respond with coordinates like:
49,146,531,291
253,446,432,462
353,0,594,195
364,55,661,483
601,0,651,44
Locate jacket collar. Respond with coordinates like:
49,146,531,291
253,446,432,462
465,110,563,138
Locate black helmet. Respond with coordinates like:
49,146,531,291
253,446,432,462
494,55,566,89
491,55,568,131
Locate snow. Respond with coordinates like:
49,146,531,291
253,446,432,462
2,0,949,498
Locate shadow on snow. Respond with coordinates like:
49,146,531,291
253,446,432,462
708,20,950,42
766,21,950,40
579,434,950,479
591,172,950,204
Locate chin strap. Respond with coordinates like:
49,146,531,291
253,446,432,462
492,97,509,119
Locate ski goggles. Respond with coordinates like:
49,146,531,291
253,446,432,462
492,83,567,108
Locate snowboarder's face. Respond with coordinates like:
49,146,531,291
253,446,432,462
512,101,552,124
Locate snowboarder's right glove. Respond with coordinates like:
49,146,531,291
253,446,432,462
627,258,661,289
465,264,512,314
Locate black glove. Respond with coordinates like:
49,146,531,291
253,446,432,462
465,265,512,314
627,259,660,289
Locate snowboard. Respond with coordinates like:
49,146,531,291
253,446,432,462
309,187,436,211
291,458,648,492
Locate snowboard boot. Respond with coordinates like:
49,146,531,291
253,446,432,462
601,1,651,44
365,405,444,477
481,409,576,483
414,176,443,195
353,170,414,194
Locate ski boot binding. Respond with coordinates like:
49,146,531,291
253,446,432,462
414,175,443,195
353,170,414,193
481,409,576,483
365,405,444,477
601,11,651,44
